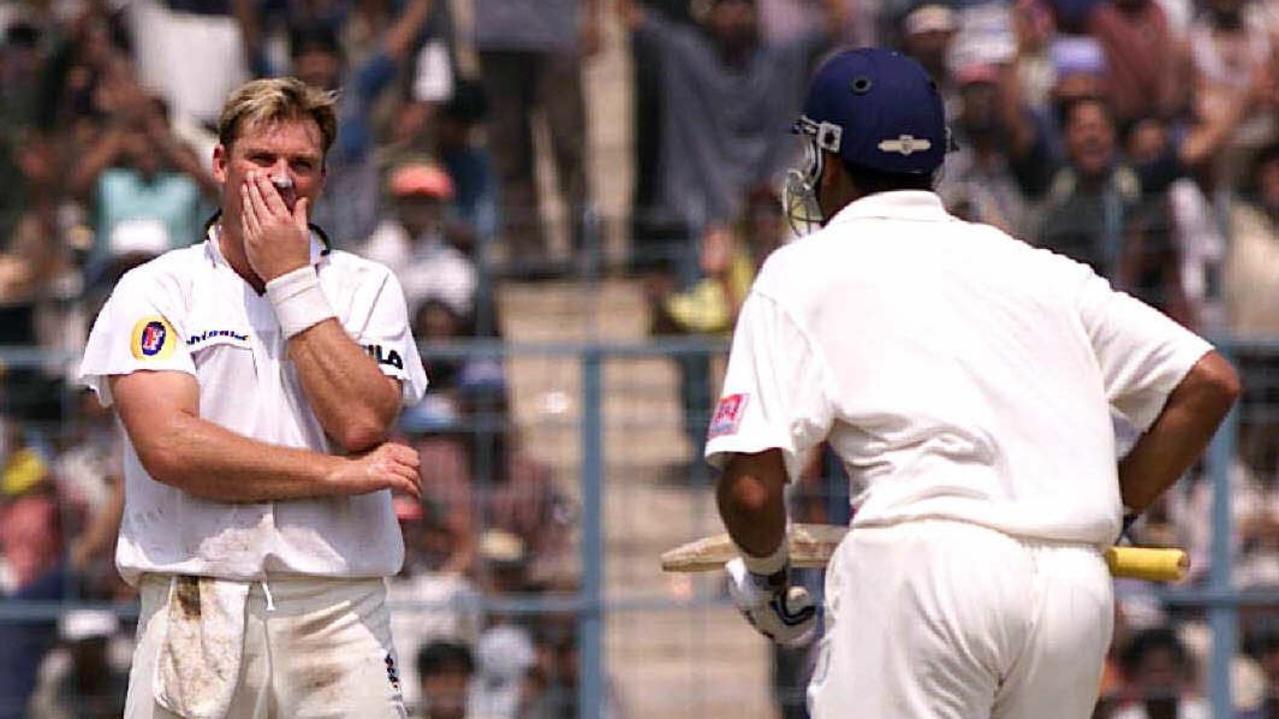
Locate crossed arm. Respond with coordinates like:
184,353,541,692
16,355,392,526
110,370,420,503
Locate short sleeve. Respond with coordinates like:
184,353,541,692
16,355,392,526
350,270,429,407
1078,271,1213,431
78,272,196,407
704,292,835,482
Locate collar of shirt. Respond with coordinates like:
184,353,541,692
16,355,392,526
205,223,328,270
824,190,955,229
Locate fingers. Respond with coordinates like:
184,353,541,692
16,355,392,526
293,197,309,230
245,173,273,225
240,183,261,239
253,172,290,216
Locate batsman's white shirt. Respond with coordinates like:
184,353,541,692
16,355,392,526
705,191,1212,547
79,230,428,585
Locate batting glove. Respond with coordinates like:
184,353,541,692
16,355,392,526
726,557,817,646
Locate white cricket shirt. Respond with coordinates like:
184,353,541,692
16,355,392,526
79,229,429,584
705,191,1213,545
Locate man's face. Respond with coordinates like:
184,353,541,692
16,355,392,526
293,49,342,91
1257,159,1279,212
1064,102,1115,178
708,0,758,49
395,195,444,238
212,118,326,225
421,668,470,719
904,29,954,74
123,126,161,178
959,81,1000,136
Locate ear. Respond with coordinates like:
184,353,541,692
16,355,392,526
818,150,844,195
211,144,229,185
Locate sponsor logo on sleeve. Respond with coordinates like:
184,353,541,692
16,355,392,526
708,393,749,439
130,316,177,360
186,329,250,347
364,344,404,370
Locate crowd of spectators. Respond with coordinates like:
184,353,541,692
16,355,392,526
0,0,1278,716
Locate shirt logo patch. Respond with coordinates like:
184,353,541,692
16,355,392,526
708,393,749,439
364,344,404,371
130,316,176,360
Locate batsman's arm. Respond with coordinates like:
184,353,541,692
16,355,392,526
109,370,420,503
1118,351,1239,512
716,448,790,559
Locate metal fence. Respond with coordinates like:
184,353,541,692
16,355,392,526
0,336,1276,718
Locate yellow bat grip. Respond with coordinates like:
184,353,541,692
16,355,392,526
1105,546,1189,582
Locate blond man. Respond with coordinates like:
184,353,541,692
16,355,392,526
79,77,428,718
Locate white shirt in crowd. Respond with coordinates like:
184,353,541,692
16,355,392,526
705,191,1212,547
362,219,478,319
79,229,428,584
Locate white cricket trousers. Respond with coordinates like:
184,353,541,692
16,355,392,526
808,519,1114,719
124,574,407,718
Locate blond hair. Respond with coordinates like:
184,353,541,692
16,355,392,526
217,77,338,156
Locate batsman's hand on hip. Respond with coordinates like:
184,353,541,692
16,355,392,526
726,557,817,646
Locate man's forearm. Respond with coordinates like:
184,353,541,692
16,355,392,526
137,411,349,503
1119,351,1240,511
287,319,402,452
717,449,789,558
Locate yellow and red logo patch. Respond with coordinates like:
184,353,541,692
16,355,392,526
130,316,176,360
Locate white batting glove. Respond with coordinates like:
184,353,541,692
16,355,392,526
725,557,817,646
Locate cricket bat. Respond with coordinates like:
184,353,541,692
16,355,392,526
661,524,1190,583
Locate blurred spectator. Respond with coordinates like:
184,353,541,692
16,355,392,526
362,159,478,320
275,0,436,247
69,92,214,278
1187,0,1279,185
417,640,475,719
760,0,871,46
435,81,497,245
618,0,843,282
0,17,45,244
125,0,249,128
473,0,601,276
1087,0,1186,125
627,0,695,275
26,609,129,719
390,489,483,714
1112,627,1210,719
1031,97,1191,319
1225,143,1279,482
900,3,956,89
937,62,1034,235
471,617,537,719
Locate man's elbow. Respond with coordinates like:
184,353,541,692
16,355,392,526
135,440,187,488
1192,351,1242,418
335,417,390,453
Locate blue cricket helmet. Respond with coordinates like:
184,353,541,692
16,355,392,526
798,48,947,176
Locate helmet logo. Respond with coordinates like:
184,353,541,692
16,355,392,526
878,134,932,156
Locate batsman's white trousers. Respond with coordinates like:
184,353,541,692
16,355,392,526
808,519,1113,719
124,574,407,718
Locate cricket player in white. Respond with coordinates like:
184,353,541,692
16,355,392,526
79,78,428,718
707,49,1241,718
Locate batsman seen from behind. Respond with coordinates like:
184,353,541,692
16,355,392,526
78,78,428,719
708,48,1240,719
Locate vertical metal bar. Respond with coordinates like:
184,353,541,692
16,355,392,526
579,348,605,719
1207,368,1240,719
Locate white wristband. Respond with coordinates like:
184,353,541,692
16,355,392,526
737,538,790,576
265,266,336,339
